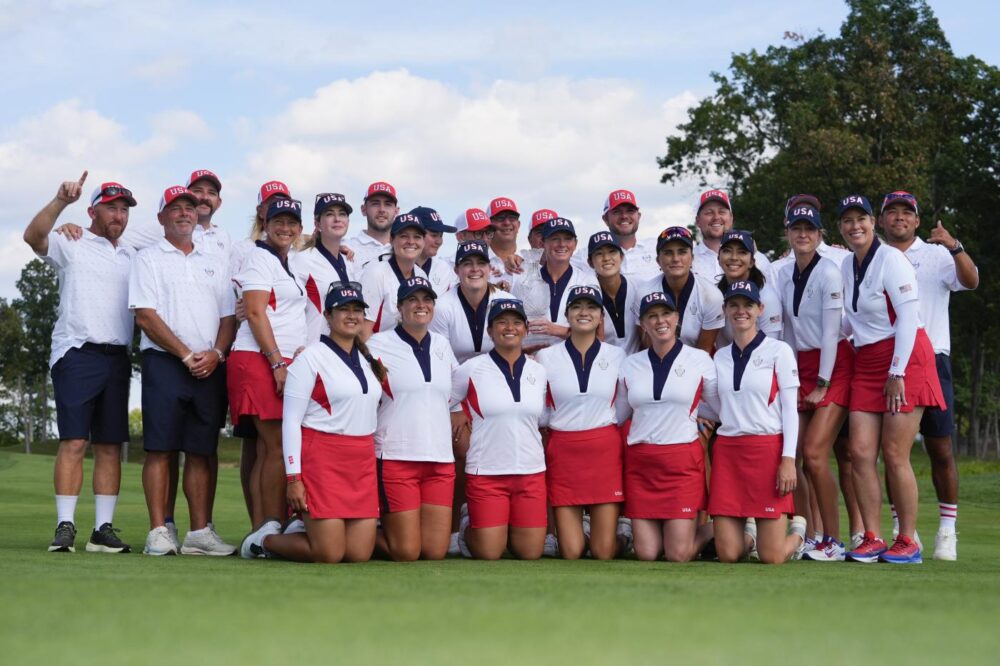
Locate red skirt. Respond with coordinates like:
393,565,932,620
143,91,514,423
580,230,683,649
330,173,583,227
624,441,706,520
545,425,624,507
301,427,379,520
227,350,290,425
797,339,855,410
849,330,946,413
708,434,794,519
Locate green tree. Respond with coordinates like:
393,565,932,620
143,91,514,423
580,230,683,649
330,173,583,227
0,298,28,449
658,0,1000,454
11,259,59,450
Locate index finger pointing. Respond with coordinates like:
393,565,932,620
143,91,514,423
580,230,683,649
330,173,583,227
78,170,89,186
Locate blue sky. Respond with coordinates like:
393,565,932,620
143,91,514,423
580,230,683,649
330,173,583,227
1,0,996,299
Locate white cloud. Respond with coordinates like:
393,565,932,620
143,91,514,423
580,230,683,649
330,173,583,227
131,55,191,84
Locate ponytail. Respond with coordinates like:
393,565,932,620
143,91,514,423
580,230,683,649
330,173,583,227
355,337,388,383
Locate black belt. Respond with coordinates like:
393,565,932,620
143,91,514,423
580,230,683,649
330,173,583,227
81,342,128,355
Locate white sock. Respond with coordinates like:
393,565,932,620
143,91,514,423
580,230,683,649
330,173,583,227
890,504,899,532
939,503,957,532
94,494,118,529
55,495,78,525
812,531,823,543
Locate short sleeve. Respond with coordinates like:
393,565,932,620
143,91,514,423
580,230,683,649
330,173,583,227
429,299,453,336
41,231,72,268
775,342,800,390
121,222,163,252
236,249,274,293
935,245,965,292
128,251,159,310
700,283,725,331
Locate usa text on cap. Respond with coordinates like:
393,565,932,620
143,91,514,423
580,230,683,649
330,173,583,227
785,193,821,216
186,169,222,192
454,208,492,233
785,204,822,228
724,279,762,304
90,182,137,207
566,285,602,308
158,186,198,213
881,191,919,216
639,291,678,317
390,212,425,236
721,230,754,253
314,192,353,217
409,206,457,233
541,217,576,240
487,197,519,218
267,198,302,222
456,240,490,264
588,231,622,256
397,275,437,302
325,282,367,311
836,194,873,218
603,189,638,214
487,298,527,323
365,181,397,203
656,226,694,251
530,209,558,229
699,189,732,211
258,181,291,205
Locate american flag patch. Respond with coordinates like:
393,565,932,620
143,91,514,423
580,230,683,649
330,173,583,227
899,284,913,293
831,292,841,300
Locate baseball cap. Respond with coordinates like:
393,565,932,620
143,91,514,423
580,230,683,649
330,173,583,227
487,298,527,324
409,206,457,233
588,231,622,256
258,181,291,205
785,204,822,229
540,217,576,240
785,193,821,216
90,182,137,207
324,281,367,311
487,197,519,219
881,191,919,215
158,185,198,213
836,194,873,218
720,230,754,253
314,192,353,217
397,275,437,302
455,240,490,264
364,181,397,203
566,285,602,309
698,189,732,211
530,209,559,229
266,197,302,222
724,279,762,304
454,208,492,233
603,189,638,214
656,226,694,252
186,169,222,192
638,291,678,317
390,212,425,237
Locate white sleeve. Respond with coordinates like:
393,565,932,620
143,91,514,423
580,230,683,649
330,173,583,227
281,355,315,475
429,299,453,336
700,284,725,331
360,264,384,323
759,287,783,339
780,386,799,458
128,252,158,310
236,250,273,293
938,246,971,293
889,299,919,375
121,222,163,251
817,306,841,381
698,354,721,420
40,231,71,266
451,359,472,406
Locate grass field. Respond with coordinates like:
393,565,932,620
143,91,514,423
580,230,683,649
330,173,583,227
2,449,999,665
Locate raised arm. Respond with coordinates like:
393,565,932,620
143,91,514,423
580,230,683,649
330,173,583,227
24,171,88,255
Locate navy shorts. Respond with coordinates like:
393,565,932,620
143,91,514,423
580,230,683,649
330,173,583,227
51,344,131,443
141,351,227,456
920,353,955,438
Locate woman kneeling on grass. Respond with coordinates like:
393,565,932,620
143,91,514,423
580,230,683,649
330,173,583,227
240,283,385,562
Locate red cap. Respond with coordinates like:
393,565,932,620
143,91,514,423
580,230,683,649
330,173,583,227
258,181,291,205
455,208,492,233
158,185,198,213
90,182,137,207
698,188,731,211
364,181,397,203
186,169,222,192
530,209,559,229
603,189,638,213
487,197,519,219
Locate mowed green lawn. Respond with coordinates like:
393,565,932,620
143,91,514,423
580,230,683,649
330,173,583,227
1,450,999,666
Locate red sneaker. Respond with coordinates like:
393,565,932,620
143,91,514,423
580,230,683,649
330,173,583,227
880,534,923,564
845,531,887,563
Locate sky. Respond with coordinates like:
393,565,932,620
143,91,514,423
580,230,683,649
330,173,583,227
2,0,997,302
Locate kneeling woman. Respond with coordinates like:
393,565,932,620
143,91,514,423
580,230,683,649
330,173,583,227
619,292,718,561
451,299,548,560
535,286,626,560
240,283,384,562
710,281,806,564
367,277,459,561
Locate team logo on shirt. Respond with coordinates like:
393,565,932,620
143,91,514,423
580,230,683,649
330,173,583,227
831,292,842,300
598,359,609,370
899,283,913,294
753,357,764,367
674,365,685,376
435,348,444,360
205,268,215,277
526,374,537,385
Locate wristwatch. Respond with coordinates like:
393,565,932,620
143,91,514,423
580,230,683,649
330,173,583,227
949,240,965,256
816,378,831,388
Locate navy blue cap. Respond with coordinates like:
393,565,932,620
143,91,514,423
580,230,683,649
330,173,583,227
390,212,426,236
785,204,822,229
324,281,367,311
566,285,602,309
396,275,437,302
723,279,762,304
588,231,622,256
409,206,457,233
638,291,678,317
266,197,302,222
455,239,490,264
487,298,527,324
721,230,754,253
314,192,353,218
837,194,873,218
540,217,576,240
656,226,694,252
785,194,822,217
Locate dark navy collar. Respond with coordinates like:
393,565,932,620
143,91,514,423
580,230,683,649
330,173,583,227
395,326,432,382
320,335,368,393
458,288,489,352
852,238,881,313
388,255,414,284
420,257,433,274
489,349,526,402
541,264,573,322
255,240,303,295
731,330,766,391
600,276,629,339
647,340,683,401
316,241,350,284
792,253,821,317
663,273,695,329
564,338,602,393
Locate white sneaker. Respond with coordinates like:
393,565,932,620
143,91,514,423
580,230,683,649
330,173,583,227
448,532,460,556
239,520,281,559
165,521,181,552
745,518,759,561
617,516,634,554
456,504,472,558
181,526,237,556
283,518,306,535
794,536,817,561
803,539,847,562
850,532,865,550
582,513,592,541
543,533,559,557
144,526,178,556
933,529,958,561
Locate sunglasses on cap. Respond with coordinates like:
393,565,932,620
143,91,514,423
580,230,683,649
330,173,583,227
97,185,132,199
327,280,363,294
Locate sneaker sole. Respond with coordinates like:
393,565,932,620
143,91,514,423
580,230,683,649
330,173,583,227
86,542,131,553
879,556,923,564
933,553,957,561
846,554,883,563
48,545,75,553
180,546,237,556
142,549,178,556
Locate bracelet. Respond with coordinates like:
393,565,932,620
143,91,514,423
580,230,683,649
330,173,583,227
181,352,194,364
888,372,905,380
286,474,301,484
263,348,281,359
212,348,226,362
816,378,831,388
271,360,288,371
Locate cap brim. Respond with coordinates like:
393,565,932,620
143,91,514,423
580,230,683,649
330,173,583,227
399,286,437,301
457,251,490,263
588,241,622,256
426,223,458,234
639,302,677,317
316,201,354,217
392,222,425,236
328,297,368,310
567,294,603,308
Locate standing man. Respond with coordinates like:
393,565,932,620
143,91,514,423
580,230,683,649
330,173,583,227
23,172,135,553
879,191,979,561
486,196,521,270
345,181,399,270
596,189,660,281
692,189,772,281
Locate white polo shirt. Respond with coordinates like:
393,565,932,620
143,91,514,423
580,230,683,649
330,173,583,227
599,276,642,354
421,256,458,294
903,237,970,355
714,281,784,348
770,241,850,274
451,351,547,475
128,239,236,353
693,241,773,283
429,286,515,364
122,221,232,261
841,240,920,348
281,338,383,475
715,333,799,456
619,342,717,446
359,256,428,334
367,328,458,462
41,229,134,368
632,272,725,347
292,244,359,343
535,340,625,432
510,263,600,327
345,230,391,271
231,241,307,358
776,255,845,351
